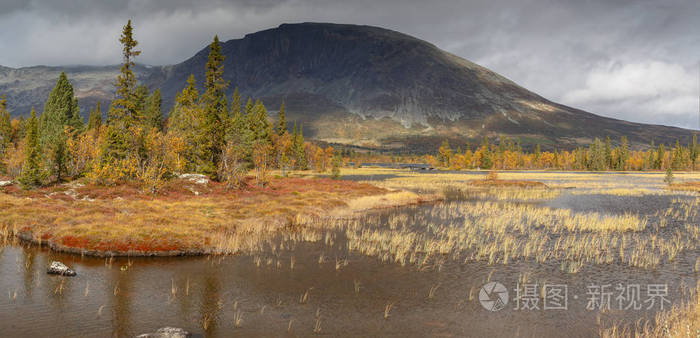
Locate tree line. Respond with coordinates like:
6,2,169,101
0,21,341,191
432,135,699,171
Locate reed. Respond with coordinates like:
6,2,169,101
233,309,243,328
384,302,394,319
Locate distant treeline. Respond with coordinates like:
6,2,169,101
0,21,341,191
431,136,699,171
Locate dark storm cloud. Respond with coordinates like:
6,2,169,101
0,0,698,128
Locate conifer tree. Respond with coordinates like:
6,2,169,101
168,75,201,171
226,88,253,160
39,72,80,141
228,87,242,138
87,102,102,131
102,20,140,165
144,89,162,130
277,101,287,136
293,122,307,169
39,72,80,180
0,95,10,171
19,108,42,188
199,35,229,177
481,137,493,169
690,134,698,170
617,136,629,170
604,136,612,169
671,140,683,170
250,99,271,144
108,20,140,128
331,151,342,179
655,143,665,169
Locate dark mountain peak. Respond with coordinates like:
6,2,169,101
2,23,695,152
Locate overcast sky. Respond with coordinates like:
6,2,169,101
0,0,698,129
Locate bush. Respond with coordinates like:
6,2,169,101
664,168,674,186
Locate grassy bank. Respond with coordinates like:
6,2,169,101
0,174,438,256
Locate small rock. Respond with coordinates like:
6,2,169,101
178,174,209,185
0,180,12,187
47,261,77,276
135,327,191,338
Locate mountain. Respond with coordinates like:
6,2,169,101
0,64,152,119
0,22,695,152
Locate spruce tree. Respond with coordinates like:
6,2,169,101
690,134,698,170
293,123,307,169
617,136,628,170
39,72,80,142
331,151,342,179
87,102,102,131
227,88,242,139
481,137,493,169
108,20,140,128
227,88,253,161
144,89,162,130
604,136,612,169
199,35,229,177
168,75,202,171
655,144,665,169
102,20,140,164
250,99,271,144
19,109,42,188
39,72,79,181
277,101,287,136
68,97,83,131
588,138,606,171
0,95,10,171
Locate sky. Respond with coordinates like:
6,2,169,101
0,0,699,129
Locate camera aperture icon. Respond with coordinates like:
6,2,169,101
479,282,509,311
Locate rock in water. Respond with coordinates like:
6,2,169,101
135,327,191,338
47,261,77,276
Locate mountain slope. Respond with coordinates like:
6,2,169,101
1,22,695,152
0,64,152,119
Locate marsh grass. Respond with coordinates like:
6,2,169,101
290,193,700,271
601,285,699,337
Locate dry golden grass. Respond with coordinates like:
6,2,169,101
601,283,700,337
668,181,700,192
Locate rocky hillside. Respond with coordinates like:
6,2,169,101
1,23,695,152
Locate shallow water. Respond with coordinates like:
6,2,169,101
1,172,698,337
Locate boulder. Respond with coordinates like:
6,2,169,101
47,261,77,276
178,174,208,185
0,181,12,187
135,327,192,338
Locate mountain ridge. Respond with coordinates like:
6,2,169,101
1,22,695,152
